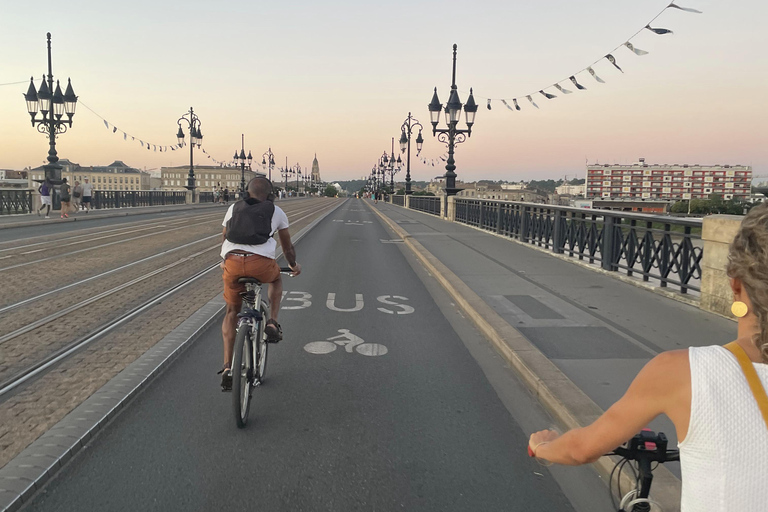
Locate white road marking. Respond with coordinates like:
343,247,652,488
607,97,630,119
380,239,404,244
376,295,415,315
282,291,312,310
21,249,45,255
303,329,388,357
326,293,364,312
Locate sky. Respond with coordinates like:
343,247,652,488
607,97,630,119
1,0,766,183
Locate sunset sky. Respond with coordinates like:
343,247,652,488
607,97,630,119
1,0,765,183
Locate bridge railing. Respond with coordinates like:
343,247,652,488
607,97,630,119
0,190,33,215
391,195,405,207
91,191,189,209
454,198,703,293
410,196,441,216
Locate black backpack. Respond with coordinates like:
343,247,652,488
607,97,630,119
225,198,275,245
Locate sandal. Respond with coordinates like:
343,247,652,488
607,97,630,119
264,319,283,343
217,366,232,392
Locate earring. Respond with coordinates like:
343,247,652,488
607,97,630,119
731,301,749,318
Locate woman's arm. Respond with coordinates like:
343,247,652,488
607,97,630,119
530,349,690,465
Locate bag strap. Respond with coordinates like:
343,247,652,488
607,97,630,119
724,341,768,431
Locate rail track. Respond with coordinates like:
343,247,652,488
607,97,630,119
0,198,338,400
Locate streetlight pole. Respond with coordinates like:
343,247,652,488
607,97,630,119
399,112,424,195
295,163,302,194
427,44,478,196
233,134,252,197
176,107,203,202
24,33,78,184
262,147,275,182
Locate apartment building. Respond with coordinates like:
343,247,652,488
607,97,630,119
586,159,752,201
29,160,150,191
160,165,263,192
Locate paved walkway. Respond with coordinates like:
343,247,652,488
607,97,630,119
373,201,735,481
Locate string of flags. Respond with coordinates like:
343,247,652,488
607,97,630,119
480,2,702,113
78,99,230,165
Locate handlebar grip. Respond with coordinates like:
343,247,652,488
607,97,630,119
527,445,535,457
279,267,293,273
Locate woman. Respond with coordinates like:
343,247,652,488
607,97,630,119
529,203,768,511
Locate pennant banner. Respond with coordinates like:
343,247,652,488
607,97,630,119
470,2,700,113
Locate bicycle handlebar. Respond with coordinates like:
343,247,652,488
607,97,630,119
279,267,294,273
609,429,679,463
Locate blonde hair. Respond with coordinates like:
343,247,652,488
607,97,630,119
727,202,768,362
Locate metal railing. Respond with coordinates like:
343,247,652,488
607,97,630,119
91,191,188,209
392,195,405,206
454,198,703,293
198,192,215,203
410,196,441,216
0,190,33,215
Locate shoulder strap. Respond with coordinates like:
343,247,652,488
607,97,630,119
724,341,768,431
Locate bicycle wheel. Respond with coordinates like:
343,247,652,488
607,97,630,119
232,322,253,428
255,302,269,383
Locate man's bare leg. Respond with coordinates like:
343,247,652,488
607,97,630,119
222,302,240,367
268,274,283,322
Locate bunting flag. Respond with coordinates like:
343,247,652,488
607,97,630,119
78,99,229,165
540,89,556,99
624,42,648,56
569,76,586,90
606,54,623,73
467,2,700,114
588,67,605,83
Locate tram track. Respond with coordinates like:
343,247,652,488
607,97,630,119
0,199,339,400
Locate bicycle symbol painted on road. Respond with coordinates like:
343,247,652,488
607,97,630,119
304,329,388,357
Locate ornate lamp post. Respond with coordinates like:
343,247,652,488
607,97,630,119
24,33,78,184
176,107,203,201
233,134,252,197
280,157,292,195
427,44,478,196
399,113,424,195
262,147,275,182
295,163,302,194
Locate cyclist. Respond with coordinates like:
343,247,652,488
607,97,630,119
528,203,768,511
219,177,301,390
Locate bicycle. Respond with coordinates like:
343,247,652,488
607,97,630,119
606,429,679,512
231,267,292,428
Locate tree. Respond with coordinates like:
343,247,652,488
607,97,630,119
324,185,338,197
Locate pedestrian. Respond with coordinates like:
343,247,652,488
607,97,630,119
72,180,83,212
59,178,72,218
527,202,768,511
217,182,224,204
213,186,220,205
81,177,93,212
37,179,51,218
223,188,229,203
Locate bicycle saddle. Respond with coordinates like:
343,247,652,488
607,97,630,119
237,277,263,285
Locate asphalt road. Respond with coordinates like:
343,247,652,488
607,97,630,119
23,199,615,512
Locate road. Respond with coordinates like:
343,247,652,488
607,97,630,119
22,199,615,512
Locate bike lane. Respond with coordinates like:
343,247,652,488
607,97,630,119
24,199,612,512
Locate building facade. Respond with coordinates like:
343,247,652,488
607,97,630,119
311,154,321,183
28,160,150,191
160,165,263,192
586,159,752,201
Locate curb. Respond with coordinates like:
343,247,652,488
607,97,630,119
369,202,683,512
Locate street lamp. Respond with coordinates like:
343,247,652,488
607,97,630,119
399,112,424,195
295,163,302,194
428,44,478,196
262,147,276,182
280,157,292,195
233,134,252,197
176,107,203,200
24,33,78,184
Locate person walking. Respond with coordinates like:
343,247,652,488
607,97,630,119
528,202,768,511
59,178,72,218
72,180,83,212
223,187,229,203
37,179,52,218
81,177,93,212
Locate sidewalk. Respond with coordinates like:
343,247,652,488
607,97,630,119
0,203,230,230
371,201,735,510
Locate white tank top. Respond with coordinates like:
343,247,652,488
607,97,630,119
678,345,768,511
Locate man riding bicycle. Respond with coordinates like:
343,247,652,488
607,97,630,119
219,177,300,391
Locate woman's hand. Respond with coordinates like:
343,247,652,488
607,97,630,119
528,429,560,457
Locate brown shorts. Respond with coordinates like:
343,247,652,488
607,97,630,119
222,252,280,305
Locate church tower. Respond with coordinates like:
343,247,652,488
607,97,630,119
311,153,321,183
